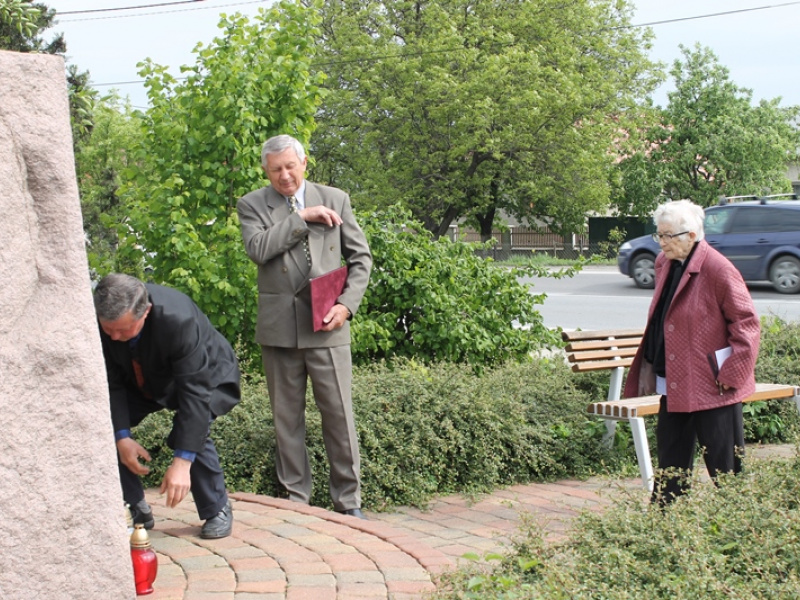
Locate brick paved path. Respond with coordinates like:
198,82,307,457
144,444,792,599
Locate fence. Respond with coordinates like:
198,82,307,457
455,226,593,260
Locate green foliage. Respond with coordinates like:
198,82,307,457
138,357,626,509
614,44,800,215
434,453,800,599
353,206,562,367
134,317,800,511
311,0,659,239
597,226,628,260
0,0,63,53
74,94,144,275
115,0,326,362
749,316,800,443
66,64,100,148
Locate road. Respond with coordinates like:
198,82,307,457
520,266,800,331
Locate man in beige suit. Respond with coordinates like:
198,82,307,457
237,135,372,518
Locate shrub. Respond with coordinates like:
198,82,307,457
748,317,800,443
353,205,566,369
139,357,626,508
135,317,800,509
434,450,800,599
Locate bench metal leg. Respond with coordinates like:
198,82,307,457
602,420,617,448
601,366,624,449
793,393,800,417
629,417,654,491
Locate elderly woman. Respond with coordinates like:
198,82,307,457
625,199,760,504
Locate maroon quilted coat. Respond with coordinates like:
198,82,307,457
624,240,760,413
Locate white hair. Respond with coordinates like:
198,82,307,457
653,199,705,241
261,134,306,168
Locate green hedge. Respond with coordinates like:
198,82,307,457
434,453,800,599
135,317,800,510
137,357,628,508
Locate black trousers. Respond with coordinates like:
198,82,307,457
118,387,232,520
652,395,744,504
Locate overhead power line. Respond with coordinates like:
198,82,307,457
86,1,800,89
59,0,207,16
57,0,270,21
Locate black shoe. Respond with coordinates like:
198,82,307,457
129,499,154,530
200,501,233,539
337,508,367,520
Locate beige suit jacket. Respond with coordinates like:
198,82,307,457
237,181,372,348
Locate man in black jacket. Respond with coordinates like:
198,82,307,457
94,273,240,539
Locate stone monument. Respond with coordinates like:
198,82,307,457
0,51,135,598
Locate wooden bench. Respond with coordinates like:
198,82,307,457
562,328,800,491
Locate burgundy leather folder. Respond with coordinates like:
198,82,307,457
310,266,348,331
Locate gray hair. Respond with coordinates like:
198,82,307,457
94,273,150,321
653,199,705,241
261,134,306,168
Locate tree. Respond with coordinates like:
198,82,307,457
352,205,563,368
116,0,326,361
0,0,64,53
613,44,800,215
74,94,143,275
309,0,659,239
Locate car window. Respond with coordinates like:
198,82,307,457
729,207,776,233
729,206,800,233
773,207,800,231
704,208,733,234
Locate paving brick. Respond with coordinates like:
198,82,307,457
142,447,800,600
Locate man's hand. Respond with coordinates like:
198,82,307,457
298,205,343,227
321,303,350,332
116,437,151,476
159,457,192,508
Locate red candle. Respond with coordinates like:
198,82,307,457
130,524,158,595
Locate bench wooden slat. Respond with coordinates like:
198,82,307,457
561,328,644,342
587,383,800,420
571,358,635,372
567,327,800,492
567,347,639,363
565,338,642,352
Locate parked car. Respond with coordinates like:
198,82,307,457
617,195,800,294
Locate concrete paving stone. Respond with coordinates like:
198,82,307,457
335,582,390,597
183,592,235,600
236,579,287,594
266,523,319,538
335,570,386,584
285,587,337,600
380,567,434,582
141,445,796,599
323,553,377,571
385,580,438,594
235,568,285,584
175,554,231,571
281,561,334,576
285,573,337,587
185,574,237,593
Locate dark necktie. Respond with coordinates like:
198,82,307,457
289,195,311,265
131,357,152,399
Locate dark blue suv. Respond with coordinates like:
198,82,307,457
617,195,800,294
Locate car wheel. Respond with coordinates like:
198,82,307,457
630,253,656,289
769,256,800,294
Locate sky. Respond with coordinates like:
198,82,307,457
45,0,800,110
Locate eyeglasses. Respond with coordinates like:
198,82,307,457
652,231,689,242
